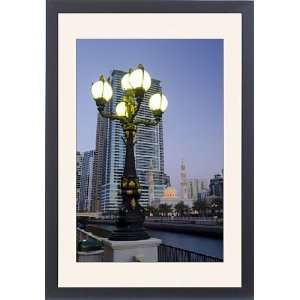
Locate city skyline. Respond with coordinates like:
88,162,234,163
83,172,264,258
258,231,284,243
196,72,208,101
77,39,224,192
77,148,220,198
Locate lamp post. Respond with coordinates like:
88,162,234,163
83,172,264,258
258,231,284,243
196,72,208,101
91,64,168,241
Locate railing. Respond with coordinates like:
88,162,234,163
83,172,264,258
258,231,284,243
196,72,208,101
77,228,106,262
158,244,222,262
77,227,108,243
146,216,219,226
77,228,223,263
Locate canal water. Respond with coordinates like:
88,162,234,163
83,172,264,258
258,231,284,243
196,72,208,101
96,224,223,259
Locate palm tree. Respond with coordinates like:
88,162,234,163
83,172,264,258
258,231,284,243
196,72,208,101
210,196,223,217
149,205,159,217
192,200,206,216
158,203,172,216
174,201,189,217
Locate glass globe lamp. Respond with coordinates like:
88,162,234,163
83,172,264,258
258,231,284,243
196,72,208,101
128,64,151,96
149,93,168,117
115,101,128,117
91,75,113,106
121,73,133,91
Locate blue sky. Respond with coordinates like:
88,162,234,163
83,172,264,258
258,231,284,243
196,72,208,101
77,39,223,191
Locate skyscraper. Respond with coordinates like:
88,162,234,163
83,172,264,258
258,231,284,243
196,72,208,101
79,150,95,211
91,112,106,212
148,159,155,207
92,70,167,213
188,178,209,200
209,174,223,197
76,151,82,211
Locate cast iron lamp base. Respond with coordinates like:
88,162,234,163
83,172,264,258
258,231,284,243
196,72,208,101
109,227,150,241
109,206,150,241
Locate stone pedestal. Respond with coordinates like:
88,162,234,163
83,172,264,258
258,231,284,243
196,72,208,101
103,238,161,262
77,250,104,262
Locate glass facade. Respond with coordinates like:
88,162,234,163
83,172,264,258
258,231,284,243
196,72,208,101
188,178,209,200
76,151,82,211
209,174,223,197
78,150,95,211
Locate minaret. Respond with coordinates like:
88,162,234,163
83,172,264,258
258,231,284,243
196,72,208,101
148,159,155,206
180,160,188,200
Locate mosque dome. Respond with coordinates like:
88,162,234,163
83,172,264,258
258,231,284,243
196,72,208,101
163,186,177,198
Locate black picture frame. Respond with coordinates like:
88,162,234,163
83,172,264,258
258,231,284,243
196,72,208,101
46,0,254,299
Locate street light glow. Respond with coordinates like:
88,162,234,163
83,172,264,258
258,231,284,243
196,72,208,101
121,73,132,91
129,65,151,92
91,75,113,104
115,101,128,117
149,93,168,113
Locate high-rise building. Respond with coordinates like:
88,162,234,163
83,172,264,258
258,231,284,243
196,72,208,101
209,174,223,197
148,159,155,207
197,190,210,202
76,151,82,211
162,173,171,187
180,160,188,200
91,112,106,212
188,178,209,200
92,70,168,213
79,150,95,211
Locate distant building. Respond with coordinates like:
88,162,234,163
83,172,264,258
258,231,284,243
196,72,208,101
206,173,224,217
197,189,210,201
160,186,194,208
76,152,82,211
79,150,95,211
209,174,223,197
160,186,179,205
91,110,106,213
180,160,189,200
188,178,209,200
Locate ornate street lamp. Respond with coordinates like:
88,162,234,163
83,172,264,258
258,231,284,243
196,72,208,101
91,64,168,241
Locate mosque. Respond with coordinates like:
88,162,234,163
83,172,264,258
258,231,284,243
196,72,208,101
159,186,179,206
151,160,194,208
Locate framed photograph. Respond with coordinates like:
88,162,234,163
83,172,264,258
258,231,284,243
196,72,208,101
46,0,253,299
